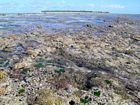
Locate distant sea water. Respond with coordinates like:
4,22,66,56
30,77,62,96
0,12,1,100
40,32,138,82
0,13,140,36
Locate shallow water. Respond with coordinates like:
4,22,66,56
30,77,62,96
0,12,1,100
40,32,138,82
0,13,140,36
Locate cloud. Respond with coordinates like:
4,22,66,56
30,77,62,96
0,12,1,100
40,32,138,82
101,4,125,9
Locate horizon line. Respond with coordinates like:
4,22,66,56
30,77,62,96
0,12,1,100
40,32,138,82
0,11,139,15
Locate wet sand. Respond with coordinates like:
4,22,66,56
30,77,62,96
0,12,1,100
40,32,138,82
0,13,140,105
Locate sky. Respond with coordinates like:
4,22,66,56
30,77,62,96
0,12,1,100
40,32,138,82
0,0,140,14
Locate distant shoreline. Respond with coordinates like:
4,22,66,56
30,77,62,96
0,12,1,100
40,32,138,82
41,10,110,13
0,10,110,16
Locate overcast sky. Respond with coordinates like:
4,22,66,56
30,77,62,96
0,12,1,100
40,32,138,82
0,0,140,14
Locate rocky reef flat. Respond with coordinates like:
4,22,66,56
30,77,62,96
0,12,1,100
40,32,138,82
0,14,140,105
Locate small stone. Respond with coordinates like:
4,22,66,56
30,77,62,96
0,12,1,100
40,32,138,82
85,24,93,28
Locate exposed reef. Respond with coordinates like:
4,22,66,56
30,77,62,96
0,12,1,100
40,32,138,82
0,14,140,105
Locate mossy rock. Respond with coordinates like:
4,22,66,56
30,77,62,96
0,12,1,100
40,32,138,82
36,89,64,105
37,95,64,105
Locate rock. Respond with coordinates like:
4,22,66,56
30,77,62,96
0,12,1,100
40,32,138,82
0,38,6,44
135,53,140,59
53,35,74,46
45,47,56,53
0,72,12,96
24,39,41,48
117,100,137,105
14,57,32,69
12,55,20,60
35,89,65,105
138,92,140,98
26,47,41,57
0,96,28,105
36,25,43,29
0,88,6,95
0,71,7,79
108,25,113,28
85,24,93,28
124,49,135,55
132,35,140,41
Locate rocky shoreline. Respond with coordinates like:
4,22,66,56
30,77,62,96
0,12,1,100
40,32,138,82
0,15,140,105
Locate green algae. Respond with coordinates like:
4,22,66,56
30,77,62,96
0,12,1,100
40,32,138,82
80,96,91,105
34,63,44,68
20,68,29,75
18,88,25,94
93,89,101,97
55,67,65,74
104,80,112,85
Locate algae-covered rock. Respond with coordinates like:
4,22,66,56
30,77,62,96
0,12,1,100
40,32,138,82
35,89,65,105
0,71,7,79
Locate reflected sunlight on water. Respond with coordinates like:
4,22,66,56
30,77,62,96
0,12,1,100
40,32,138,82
0,13,140,36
